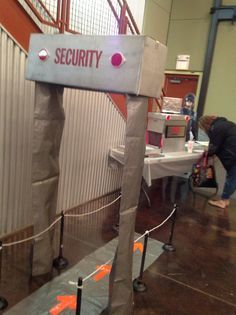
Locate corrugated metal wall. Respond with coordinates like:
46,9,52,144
0,26,125,236
0,27,35,235
58,89,125,211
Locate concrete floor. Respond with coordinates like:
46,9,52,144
0,177,236,314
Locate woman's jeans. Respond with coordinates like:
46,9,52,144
222,164,236,199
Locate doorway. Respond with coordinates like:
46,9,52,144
163,73,200,99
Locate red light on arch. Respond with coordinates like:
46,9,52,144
111,52,125,67
38,49,49,61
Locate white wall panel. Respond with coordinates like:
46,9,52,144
127,0,145,31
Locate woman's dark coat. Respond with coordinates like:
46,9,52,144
207,117,236,170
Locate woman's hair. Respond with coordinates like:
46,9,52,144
198,115,217,132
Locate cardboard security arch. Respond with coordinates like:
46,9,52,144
27,34,167,315
27,34,167,97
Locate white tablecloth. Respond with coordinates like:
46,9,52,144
109,148,204,187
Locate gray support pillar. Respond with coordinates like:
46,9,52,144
197,0,221,118
108,95,148,315
197,0,236,118
32,82,65,276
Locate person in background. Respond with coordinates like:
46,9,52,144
198,115,236,209
181,93,197,141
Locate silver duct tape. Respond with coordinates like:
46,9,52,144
32,83,65,182
32,83,65,276
32,177,59,275
108,95,148,314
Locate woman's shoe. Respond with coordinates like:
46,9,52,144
208,199,230,209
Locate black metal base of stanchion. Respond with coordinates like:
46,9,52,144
0,296,8,311
112,223,119,233
162,243,176,252
133,278,147,292
53,256,69,270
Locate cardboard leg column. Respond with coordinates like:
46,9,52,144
32,83,65,276
108,95,148,315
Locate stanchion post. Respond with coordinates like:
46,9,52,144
133,231,149,292
76,277,83,315
53,211,69,270
163,204,178,252
0,241,9,311
0,241,2,279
